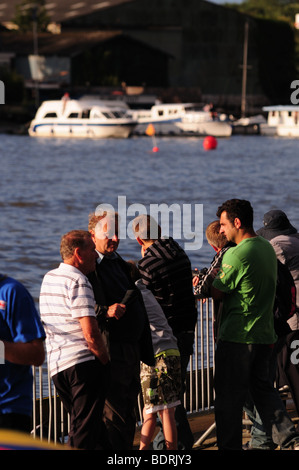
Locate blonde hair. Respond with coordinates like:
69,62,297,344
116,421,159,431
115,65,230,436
132,214,161,241
88,211,119,232
205,220,227,249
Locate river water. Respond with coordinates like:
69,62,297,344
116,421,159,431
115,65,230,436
0,133,299,303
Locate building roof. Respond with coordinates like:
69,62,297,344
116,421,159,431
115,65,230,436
0,29,172,57
0,0,135,24
0,30,123,55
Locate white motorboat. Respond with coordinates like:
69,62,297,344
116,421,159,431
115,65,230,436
260,105,299,137
231,114,266,135
28,99,137,138
129,103,232,137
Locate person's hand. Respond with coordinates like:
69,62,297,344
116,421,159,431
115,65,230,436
98,349,110,365
106,303,126,320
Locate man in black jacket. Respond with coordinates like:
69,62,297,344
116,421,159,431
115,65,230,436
88,210,154,450
132,214,197,449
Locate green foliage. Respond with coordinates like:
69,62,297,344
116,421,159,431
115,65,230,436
13,0,50,32
227,0,299,75
227,0,299,25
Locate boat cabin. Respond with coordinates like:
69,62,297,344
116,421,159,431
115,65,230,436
34,99,129,121
263,106,299,127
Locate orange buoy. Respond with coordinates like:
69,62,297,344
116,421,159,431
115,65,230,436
203,136,217,150
152,146,159,152
146,124,156,136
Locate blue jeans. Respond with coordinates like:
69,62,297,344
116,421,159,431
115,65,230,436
244,398,276,449
214,340,299,450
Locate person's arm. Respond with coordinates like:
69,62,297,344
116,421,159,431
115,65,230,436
79,316,110,364
3,339,45,366
211,285,226,301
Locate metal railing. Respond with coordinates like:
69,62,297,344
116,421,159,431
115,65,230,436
32,298,216,445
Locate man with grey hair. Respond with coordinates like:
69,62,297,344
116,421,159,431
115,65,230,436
88,211,154,450
132,214,197,450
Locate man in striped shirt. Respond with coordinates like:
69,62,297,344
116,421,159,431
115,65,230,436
40,230,109,450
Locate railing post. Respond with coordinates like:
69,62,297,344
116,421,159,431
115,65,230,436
32,299,217,444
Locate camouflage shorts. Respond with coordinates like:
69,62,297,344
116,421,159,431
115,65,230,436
140,353,181,413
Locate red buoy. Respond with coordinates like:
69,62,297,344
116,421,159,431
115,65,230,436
203,136,217,150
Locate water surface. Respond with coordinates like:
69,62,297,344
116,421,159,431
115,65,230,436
0,133,298,301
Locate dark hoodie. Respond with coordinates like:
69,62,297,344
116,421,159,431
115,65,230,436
137,237,197,336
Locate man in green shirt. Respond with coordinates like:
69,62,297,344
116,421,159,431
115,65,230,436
212,199,299,450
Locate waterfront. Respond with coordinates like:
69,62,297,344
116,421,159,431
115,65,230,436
0,133,299,302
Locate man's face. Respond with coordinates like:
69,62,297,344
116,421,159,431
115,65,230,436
91,216,119,256
219,211,238,243
80,238,98,274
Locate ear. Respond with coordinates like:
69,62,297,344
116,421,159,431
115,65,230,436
234,217,242,229
74,246,83,264
90,230,96,242
136,236,145,247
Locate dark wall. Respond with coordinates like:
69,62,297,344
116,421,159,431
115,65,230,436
256,18,296,104
71,36,169,87
63,0,296,102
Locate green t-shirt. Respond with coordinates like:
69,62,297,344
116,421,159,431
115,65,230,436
212,236,277,344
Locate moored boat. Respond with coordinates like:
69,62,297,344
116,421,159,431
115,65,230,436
129,103,232,137
28,98,137,138
260,105,299,137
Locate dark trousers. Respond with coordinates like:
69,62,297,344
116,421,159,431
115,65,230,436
53,359,109,450
215,340,299,450
175,331,195,449
102,341,141,450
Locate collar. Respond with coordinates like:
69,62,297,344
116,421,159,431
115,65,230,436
59,262,86,277
96,250,118,264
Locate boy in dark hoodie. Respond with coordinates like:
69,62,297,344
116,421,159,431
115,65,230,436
132,214,197,450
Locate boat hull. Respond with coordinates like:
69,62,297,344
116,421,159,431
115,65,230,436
133,120,232,137
175,120,232,137
28,121,136,138
260,124,299,137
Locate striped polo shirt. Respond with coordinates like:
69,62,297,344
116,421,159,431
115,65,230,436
39,263,96,377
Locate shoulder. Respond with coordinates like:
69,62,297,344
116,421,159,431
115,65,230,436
0,276,31,298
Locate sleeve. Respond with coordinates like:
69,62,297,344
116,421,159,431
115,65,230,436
271,240,286,264
212,251,243,293
6,282,45,343
70,279,96,319
195,252,223,298
195,267,218,298
137,258,154,289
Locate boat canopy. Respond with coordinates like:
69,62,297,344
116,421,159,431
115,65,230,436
263,105,299,112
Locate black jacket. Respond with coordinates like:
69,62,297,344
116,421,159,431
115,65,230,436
88,253,154,366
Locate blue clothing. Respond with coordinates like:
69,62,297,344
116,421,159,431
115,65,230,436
0,275,45,417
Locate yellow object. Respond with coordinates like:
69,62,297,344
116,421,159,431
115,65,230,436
145,124,155,136
0,429,67,450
